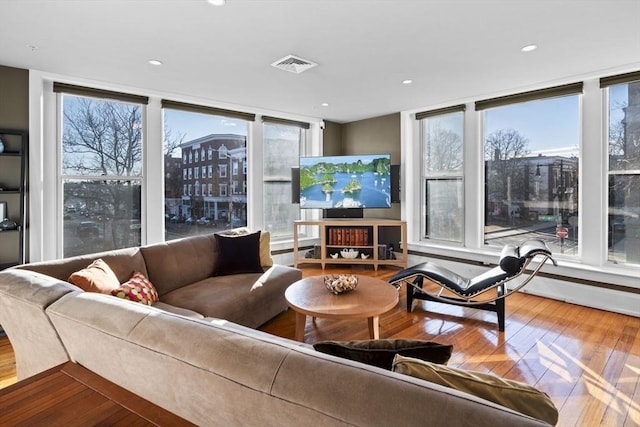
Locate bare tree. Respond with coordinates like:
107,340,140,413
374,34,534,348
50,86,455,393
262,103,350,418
63,97,142,175
163,125,185,157
484,129,530,223
163,125,186,202
62,97,142,251
426,125,463,172
485,128,529,162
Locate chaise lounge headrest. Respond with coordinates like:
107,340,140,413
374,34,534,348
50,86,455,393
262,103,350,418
498,239,553,276
498,244,523,276
518,239,552,259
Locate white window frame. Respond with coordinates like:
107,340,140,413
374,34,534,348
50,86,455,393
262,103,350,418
55,91,145,257
31,71,323,263
418,109,465,243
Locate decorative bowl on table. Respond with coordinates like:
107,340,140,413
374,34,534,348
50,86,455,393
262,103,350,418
340,249,359,259
324,274,359,295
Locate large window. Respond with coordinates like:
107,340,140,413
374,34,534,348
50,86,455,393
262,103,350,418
418,107,465,242
162,101,253,240
605,76,640,265
57,85,146,257
479,86,581,255
262,118,308,238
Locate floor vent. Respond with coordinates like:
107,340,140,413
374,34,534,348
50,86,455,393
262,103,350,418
271,54,318,74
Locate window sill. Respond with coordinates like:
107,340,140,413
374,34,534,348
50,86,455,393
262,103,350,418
406,241,639,291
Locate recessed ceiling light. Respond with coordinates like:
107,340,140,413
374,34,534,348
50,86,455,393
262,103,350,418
402,79,413,85
148,59,163,66
321,103,329,107
207,0,226,5
521,44,538,52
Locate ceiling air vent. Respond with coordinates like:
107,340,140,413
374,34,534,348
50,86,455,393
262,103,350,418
271,54,318,74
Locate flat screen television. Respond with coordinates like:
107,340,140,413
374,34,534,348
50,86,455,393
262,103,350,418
299,154,391,209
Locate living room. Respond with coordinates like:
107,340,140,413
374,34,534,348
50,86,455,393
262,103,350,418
0,1,639,425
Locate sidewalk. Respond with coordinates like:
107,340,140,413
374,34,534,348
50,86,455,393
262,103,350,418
485,222,557,239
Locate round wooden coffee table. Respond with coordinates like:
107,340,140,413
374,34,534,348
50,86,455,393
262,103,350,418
285,275,399,342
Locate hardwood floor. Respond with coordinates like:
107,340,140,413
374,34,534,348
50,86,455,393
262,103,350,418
1,265,639,426
0,333,16,390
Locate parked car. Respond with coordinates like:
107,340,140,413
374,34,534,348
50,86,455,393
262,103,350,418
185,216,196,225
169,215,184,223
196,217,211,226
77,221,99,239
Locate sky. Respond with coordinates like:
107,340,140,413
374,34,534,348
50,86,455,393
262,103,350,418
164,110,247,144
484,87,628,158
484,95,580,156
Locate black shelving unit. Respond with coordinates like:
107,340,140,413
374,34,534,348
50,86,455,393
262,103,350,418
0,128,28,270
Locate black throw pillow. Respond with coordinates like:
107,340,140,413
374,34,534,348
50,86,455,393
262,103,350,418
214,231,263,276
313,339,453,370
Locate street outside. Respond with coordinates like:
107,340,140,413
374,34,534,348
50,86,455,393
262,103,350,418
485,221,578,255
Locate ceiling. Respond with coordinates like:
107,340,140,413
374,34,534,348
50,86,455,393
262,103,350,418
1,0,639,123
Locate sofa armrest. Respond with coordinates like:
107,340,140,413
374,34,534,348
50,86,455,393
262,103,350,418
250,264,302,292
0,269,79,380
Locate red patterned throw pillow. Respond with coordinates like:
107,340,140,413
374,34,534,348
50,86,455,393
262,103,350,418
111,272,159,305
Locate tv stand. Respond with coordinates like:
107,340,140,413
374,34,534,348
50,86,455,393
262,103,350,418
293,218,407,270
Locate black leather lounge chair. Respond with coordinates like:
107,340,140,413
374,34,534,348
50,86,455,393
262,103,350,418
388,239,557,331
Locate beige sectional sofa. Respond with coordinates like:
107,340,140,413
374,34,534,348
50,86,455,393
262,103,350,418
0,233,552,426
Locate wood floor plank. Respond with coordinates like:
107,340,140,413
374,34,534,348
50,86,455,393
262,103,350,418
1,265,639,426
556,307,623,426
596,321,639,427
617,322,640,427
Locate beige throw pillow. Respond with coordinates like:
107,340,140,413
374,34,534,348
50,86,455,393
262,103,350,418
67,258,121,294
392,355,558,426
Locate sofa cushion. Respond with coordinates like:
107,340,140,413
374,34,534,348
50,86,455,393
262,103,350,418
140,234,218,296
67,258,120,294
220,227,273,268
18,247,147,284
392,354,559,426
160,265,299,329
259,231,274,268
214,231,263,276
314,339,453,370
111,272,159,306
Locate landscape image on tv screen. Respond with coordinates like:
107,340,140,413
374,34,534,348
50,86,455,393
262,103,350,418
299,154,391,209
